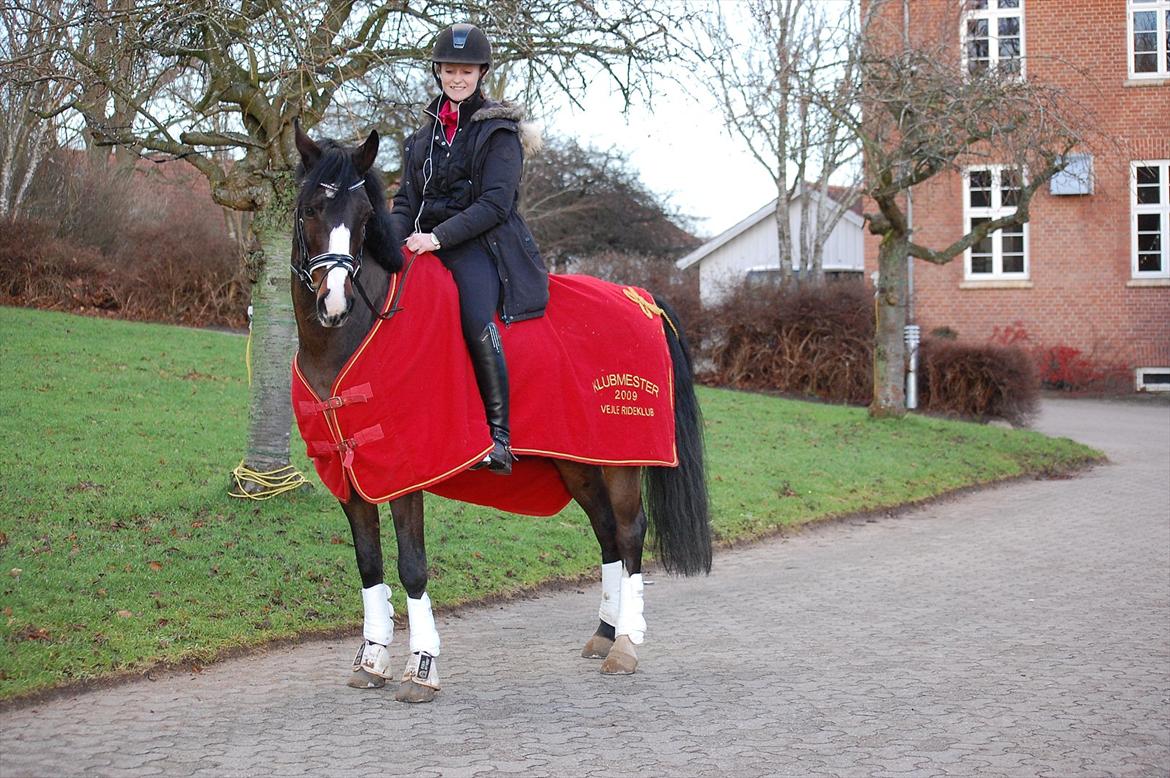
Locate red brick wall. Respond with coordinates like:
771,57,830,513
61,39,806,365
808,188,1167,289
862,0,1170,379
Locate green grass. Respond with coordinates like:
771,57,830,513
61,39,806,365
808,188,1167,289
0,306,1099,701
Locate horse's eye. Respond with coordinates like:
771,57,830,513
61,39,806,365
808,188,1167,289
303,206,316,218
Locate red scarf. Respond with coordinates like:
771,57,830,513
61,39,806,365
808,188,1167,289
438,99,460,144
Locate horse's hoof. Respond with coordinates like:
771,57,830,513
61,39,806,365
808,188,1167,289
347,667,387,689
600,635,638,675
581,633,614,659
395,651,440,702
395,679,438,703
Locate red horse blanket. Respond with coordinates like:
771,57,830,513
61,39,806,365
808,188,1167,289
292,253,677,516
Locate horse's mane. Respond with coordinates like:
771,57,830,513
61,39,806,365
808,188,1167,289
297,139,403,274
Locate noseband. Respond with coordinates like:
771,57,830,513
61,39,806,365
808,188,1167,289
292,179,368,293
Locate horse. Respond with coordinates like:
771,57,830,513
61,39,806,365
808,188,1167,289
289,123,711,703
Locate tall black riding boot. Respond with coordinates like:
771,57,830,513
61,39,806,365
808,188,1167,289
467,322,514,475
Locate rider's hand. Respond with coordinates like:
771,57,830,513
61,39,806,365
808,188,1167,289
405,232,440,254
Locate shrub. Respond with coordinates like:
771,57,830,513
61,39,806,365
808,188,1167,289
1,153,249,329
1035,344,1132,394
701,278,873,404
920,339,1039,425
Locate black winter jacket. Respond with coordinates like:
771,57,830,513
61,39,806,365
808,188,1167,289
391,95,548,323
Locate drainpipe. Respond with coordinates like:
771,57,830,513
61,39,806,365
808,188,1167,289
902,0,919,410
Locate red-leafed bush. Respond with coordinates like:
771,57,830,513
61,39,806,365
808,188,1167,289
920,339,1039,425
1035,344,1131,393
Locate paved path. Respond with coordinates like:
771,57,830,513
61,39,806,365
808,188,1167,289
2,399,1168,777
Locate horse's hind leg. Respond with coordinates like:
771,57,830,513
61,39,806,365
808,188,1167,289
555,462,646,674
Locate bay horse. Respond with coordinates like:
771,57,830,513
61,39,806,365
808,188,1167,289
289,123,711,703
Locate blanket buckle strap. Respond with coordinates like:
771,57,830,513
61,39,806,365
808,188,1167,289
336,424,385,468
298,383,375,415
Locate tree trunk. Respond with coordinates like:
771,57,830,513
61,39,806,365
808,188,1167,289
240,178,298,475
775,198,794,285
870,229,908,417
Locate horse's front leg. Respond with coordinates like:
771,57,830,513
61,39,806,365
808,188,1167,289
389,491,440,703
341,495,394,689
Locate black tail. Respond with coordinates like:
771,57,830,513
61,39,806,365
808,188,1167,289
644,296,712,575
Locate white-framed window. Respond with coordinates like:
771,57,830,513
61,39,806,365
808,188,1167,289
963,0,1024,76
1132,161,1170,278
964,166,1028,280
1128,0,1170,78
1135,367,1170,392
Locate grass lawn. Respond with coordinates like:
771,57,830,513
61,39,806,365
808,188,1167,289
0,306,1100,702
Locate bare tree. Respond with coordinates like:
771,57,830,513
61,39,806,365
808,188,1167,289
693,0,861,286
847,0,1085,416
27,0,691,495
521,136,697,273
0,2,79,218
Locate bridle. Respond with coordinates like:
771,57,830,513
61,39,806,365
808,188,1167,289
292,179,368,293
292,177,411,321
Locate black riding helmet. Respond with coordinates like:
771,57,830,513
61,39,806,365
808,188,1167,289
431,23,492,66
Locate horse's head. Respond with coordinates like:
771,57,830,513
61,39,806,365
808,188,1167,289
293,122,380,328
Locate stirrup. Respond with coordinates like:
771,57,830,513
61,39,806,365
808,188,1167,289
471,436,513,475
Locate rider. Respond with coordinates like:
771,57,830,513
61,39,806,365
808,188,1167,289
392,22,548,476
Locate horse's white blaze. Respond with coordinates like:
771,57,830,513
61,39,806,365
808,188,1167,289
361,582,393,645
616,568,646,645
598,561,622,626
406,592,441,656
320,224,352,318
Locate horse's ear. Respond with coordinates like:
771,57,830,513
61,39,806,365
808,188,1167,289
353,130,379,175
294,118,321,169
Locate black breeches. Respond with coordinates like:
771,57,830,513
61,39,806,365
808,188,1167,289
437,242,500,342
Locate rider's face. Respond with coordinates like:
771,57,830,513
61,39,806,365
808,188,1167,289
438,63,481,103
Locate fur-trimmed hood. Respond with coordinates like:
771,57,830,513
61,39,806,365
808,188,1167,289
472,100,543,156
423,96,542,156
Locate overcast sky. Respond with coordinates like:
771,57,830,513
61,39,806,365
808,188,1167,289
543,72,778,241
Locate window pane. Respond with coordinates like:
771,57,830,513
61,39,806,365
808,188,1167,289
1137,186,1161,205
968,18,988,37
1000,38,1020,61
1002,254,1025,274
1138,213,1161,232
1138,253,1163,272
971,0,988,9
971,255,993,273
971,218,993,264
1135,52,1157,72
1135,31,1158,53
1134,11,1157,34
999,17,1019,36
1003,234,1025,255
1137,166,1160,186
970,190,991,209
1001,170,1022,206
997,0,1019,7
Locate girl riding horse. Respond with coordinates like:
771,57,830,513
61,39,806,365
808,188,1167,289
392,23,548,476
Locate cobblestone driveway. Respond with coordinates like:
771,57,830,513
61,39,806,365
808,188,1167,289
2,398,1167,777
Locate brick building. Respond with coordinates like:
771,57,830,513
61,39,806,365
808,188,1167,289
864,0,1170,391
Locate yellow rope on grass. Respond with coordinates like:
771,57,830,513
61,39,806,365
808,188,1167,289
229,461,310,500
